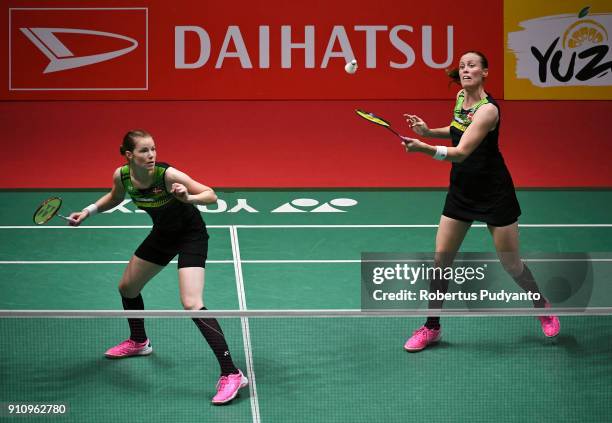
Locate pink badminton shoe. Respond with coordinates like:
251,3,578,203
404,326,442,352
104,339,152,358
537,303,560,337
212,370,249,405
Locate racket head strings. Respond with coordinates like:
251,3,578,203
355,109,392,128
355,109,403,138
33,196,63,225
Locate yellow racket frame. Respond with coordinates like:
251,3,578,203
355,109,402,138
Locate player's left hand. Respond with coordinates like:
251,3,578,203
171,183,190,203
401,136,426,153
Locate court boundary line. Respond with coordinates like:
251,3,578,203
0,225,229,229
2,223,612,229
0,260,234,264
4,258,612,265
230,226,261,423
236,224,612,229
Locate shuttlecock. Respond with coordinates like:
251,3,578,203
344,59,357,74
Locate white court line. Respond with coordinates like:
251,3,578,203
0,225,229,229
243,260,362,264
236,224,612,228
2,223,612,229
244,258,612,263
229,226,260,423
3,259,612,265
0,260,234,264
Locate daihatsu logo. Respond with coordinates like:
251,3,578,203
20,27,139,73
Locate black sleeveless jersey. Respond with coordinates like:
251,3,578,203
444,91,521,224
120,162,205,234
450,91,506,174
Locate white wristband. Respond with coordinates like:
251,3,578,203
84,204,98,216
433,145,448,161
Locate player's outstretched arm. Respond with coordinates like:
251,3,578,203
68,168,126,226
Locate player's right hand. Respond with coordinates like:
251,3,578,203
68,211,88,227
401,136,426,153
404,114,429,137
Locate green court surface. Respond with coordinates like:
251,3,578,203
1,190,612,422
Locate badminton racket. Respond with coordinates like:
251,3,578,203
355,109,404,139
32,197,72,225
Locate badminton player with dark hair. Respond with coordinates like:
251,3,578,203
401,51,560,352
68,130,248,403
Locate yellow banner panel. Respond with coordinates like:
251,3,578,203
505,1,612,99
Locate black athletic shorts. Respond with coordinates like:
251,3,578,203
134,228,209,268
442,210,518,227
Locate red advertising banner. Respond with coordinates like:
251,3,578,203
2,0,503,100
9,8,147,91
